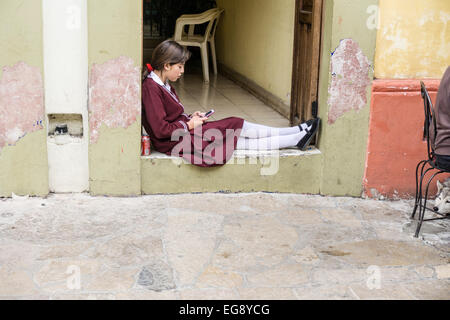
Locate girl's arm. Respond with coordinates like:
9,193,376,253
142,85,188,139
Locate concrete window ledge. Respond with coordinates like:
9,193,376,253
141,148,323,195
141,148,321,161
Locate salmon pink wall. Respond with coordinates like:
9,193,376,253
363,79,449,199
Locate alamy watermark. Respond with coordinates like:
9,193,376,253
66,5,81,30
366,5,381,30
66,265,81,290
366,265,381,290
169,127,281,176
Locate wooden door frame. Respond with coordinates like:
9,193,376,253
290,0,324,125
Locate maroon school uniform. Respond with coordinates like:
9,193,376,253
142,75,244,167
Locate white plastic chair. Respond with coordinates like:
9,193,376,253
172,8,224,83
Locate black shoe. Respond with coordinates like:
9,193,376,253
298,118,315,132
297,118,320,151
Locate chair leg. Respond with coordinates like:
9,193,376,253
413,166,434,235
411,160,428,219
416,166,434,218
415,170,443,238
209,40,218,75
200,44,210,83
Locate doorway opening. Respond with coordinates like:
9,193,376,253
141,0,290,131
290,0,323,126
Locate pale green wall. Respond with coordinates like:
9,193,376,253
87,0,142,196
0,0,48,197
88,0,142,66
215,0,295,110
142,154,322,194
0,0,44,77
318,0,378,196
0,131,48,197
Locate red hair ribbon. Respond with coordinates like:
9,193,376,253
146,63,153,72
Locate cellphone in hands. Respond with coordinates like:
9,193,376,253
204,109,215,117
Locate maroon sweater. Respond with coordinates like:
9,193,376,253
431,66,450,156
142,77,244,167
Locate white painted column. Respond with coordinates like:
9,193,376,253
43,0,89,192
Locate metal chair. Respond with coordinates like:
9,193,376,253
411,81,450,237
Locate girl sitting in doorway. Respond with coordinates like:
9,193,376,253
142,40,320,167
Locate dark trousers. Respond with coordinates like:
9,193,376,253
435,154,450,171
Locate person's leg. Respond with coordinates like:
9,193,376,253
240,120,312,138
236,132,305,150
436,154,450,171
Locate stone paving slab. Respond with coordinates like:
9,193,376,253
0,193,449,300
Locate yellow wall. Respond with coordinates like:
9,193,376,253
375,0,450,79
216,0,295,106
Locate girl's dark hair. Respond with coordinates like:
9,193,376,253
152,40,191,71
142,40,191,82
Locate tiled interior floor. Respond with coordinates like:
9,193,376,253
171,68,290,128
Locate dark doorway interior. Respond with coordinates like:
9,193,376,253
143,0,217,65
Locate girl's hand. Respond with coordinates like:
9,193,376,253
192,111,206,118
187,115,208,130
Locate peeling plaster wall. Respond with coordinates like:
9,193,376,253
87,0,142,196
89,56,141,145
328,39,372,124
0,0,48,197
0,63,45,151
318,0,378,197
375,0,450,79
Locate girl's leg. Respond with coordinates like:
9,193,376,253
236,132,306,150
240,120,312,138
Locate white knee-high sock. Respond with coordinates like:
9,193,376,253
241,121,306,138
236,131,307,150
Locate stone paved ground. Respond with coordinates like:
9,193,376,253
0,192,449,300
